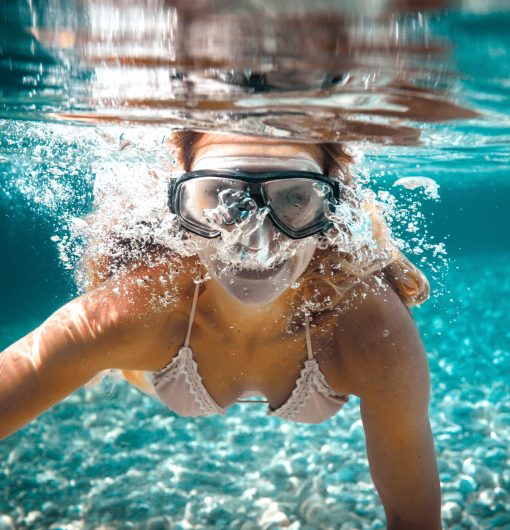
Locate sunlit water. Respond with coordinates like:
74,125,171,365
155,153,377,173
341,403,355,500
1,1,510,529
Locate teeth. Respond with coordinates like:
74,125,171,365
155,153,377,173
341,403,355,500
235,262,281,271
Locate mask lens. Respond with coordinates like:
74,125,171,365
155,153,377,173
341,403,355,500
178,177,247,234
263,179,331,234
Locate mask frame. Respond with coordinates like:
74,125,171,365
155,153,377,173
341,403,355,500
168,169,342,240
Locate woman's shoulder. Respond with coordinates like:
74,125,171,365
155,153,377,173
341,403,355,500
76,254,202,358
85,250,202,302
329,275,427,397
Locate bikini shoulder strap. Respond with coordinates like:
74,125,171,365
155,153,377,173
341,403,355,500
304,313,314,360
184,281,201,348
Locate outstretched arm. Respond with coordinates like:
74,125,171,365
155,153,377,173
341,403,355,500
0,293,119,439
0,265,171,440
345,280,442,530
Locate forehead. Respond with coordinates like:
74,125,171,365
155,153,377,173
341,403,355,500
192,133,324,165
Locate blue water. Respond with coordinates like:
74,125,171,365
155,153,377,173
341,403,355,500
2,3,510,530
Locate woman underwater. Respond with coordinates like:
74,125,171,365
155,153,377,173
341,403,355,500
0,130,442,529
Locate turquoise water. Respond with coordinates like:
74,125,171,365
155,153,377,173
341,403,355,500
2,2,510,530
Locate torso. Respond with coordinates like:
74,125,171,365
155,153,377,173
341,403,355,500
91,254,396,409
169,296,349,409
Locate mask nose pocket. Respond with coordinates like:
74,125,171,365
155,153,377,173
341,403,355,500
238,209,274,251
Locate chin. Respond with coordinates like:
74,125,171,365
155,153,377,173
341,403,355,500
216,264,295,306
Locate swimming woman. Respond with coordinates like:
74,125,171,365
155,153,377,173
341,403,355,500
0,130,442,529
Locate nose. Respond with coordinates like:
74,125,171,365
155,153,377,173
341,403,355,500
238,212,277,251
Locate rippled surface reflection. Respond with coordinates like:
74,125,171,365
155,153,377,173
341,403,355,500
0,0,502,144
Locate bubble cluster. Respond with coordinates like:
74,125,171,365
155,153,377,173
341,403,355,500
0,120,445,306
358,155,450,300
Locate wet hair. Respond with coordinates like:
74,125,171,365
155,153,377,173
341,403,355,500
171,130,353,181
172,130,204,173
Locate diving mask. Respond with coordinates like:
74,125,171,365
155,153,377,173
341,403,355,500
168,169,340,239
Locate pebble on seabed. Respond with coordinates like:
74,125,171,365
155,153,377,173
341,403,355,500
0,515,14,530
442,501,462,524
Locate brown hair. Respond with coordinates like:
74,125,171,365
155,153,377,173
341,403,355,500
170,130,354,181
172,130,204,172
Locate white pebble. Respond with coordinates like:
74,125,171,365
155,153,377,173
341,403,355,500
348,419,364,440
458,474,477,494
258,501,289,528
442,501,462,523
0,515,14,530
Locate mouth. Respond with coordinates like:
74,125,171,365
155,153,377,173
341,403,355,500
224,259,288,279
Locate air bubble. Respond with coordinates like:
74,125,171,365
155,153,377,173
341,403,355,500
393,176,440,200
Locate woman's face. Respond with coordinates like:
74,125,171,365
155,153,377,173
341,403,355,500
189,134,324,306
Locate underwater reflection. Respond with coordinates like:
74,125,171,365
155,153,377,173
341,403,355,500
0,0,476,143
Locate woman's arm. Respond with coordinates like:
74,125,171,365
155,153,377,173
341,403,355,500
342,280,442,530
0,266,172,440
0,296,106,439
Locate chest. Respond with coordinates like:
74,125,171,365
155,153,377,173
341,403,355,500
149,306,350,406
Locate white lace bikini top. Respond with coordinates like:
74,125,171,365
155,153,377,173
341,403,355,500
150,282,349,424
